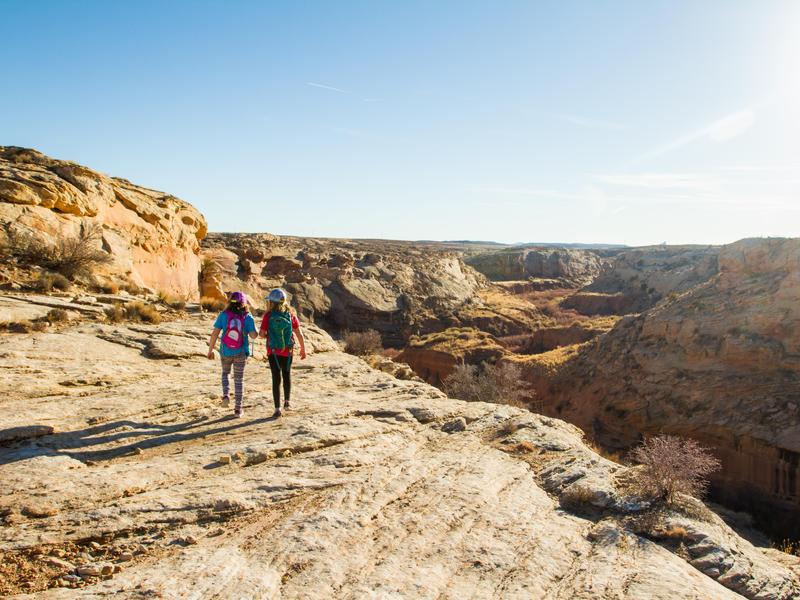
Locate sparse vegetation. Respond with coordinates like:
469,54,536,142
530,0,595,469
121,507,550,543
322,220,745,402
774,538,800,557
200,296,226,312
12,225,111,279
97,280,120,294
4,320,47,333
629,435,720,504
45,308,70,323
444,361,532,406
104,301,162,324
158,291,187,310
344,329,383,356
33,271,71,292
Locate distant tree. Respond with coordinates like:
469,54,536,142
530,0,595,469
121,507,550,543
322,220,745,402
629,435,720,503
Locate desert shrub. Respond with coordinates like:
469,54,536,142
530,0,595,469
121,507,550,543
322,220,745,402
629,435,720,504
120,281,144,296
6,320,47,333
775,539,800,557
13,225,111,279
34,271,71,292
158,291,187,310
97,280,120,294
200,296,227,312
444,361,532,406
46,308,70,323
344,329,383,356
104,301,161,324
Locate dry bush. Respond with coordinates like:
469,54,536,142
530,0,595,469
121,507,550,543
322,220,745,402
46,308,70,323
200,296,227,312
344,329,383,356
559,484,598,510
97,280,120,294
13,225,111,279
34,271,71,292
444,361,532,405
629,435,720,504
775,539,800,557
104,301,161,324
158,291,186,310
659,525,689,540
5,320,47,333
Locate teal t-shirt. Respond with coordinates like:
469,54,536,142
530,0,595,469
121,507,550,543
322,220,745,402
214,311,256,357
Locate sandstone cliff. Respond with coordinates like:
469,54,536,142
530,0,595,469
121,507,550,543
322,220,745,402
466,247,605,287
533,237,800,538
0,147,207,299
1,310,798,598
570,244,720,314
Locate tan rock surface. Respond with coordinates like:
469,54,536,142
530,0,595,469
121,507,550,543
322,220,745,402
466,247,606,287
1,307,797,598
0,147,207,299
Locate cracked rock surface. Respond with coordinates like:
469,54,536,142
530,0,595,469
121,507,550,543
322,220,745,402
1,313,798,598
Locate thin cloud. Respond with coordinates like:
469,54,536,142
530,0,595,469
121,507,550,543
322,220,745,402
597,172,718,191
306,81,349,94
558,114,625,130
637,108,755,163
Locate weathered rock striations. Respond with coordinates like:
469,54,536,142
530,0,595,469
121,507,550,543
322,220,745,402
0,312,797,598
578,244,720,314
0,147,207,299
466,246,605,286
201,233,488,345
534,238,800,538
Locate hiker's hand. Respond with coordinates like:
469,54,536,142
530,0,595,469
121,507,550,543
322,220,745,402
207,349,215,360
300,349,307,360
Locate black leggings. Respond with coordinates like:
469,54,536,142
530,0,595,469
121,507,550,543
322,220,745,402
268,354,292,408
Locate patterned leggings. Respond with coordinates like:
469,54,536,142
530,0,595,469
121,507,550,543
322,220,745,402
221,353,247,412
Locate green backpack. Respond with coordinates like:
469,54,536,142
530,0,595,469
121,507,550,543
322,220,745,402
267,310,294,351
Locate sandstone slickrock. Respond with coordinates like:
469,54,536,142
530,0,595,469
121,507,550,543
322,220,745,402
1,310,798,598
535,237,800,539
0,147,207,299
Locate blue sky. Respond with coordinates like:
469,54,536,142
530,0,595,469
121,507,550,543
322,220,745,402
2,1,798,245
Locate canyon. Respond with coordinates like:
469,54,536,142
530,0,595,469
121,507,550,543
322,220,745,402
1,148,799,596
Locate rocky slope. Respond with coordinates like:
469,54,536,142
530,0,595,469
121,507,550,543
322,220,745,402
466,247,605,287
1,308,798,598
570,244,720,314
201,233,489,346
532,238,800,538
0,147,207,299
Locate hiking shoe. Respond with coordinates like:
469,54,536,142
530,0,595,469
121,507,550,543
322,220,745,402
234,409,243,418
283,401,291,410
221,395,230,407
272,409,282,418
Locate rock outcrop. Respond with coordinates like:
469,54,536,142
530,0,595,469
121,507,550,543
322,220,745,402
1,310,798,598
201,233,487,346
534,238,800,538
466,247,605,286
0,147,207,299
580,244,719,313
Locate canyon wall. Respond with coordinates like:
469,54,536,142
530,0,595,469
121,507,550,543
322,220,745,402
535,238,800,537
0,147,207,299
466,247,605,286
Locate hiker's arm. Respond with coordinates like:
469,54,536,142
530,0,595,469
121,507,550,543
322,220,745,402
248,330,258,340
295,328,307,360
207,328,221,360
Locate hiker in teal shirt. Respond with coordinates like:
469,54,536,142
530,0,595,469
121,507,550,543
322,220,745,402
207,292,257,417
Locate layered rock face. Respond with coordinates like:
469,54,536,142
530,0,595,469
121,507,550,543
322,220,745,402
578,244,720,314
536,238,800,537
466,247,605,286
0,147,207,299
201,233,487,346
1,313,798,598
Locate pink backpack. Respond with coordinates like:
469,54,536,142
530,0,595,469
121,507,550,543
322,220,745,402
221,310,247,350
